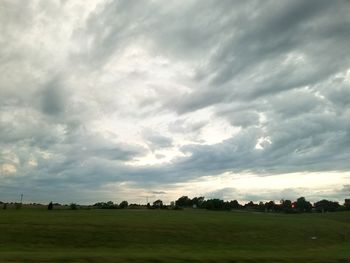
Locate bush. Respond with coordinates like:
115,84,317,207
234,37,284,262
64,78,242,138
93,201,118,209
70,203,78,210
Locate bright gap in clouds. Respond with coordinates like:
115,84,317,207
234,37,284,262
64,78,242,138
86,44,239,166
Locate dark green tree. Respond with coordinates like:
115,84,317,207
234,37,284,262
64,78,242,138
119,200,128,209
175,196,192,207
296,197,312,212
48,201,53,210
192,197,205,208
153,199,163,208
314,200,340,212
229,200,241,209
244,201,258,210
280,199,293,212
265,201,276,212
344,199,350,210
205,199,225,210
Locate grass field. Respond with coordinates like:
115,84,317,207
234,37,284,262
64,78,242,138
0,208,349,262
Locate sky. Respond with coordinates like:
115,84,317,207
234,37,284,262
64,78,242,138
1,0,350,205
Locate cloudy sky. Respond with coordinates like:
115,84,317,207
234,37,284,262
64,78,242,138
1,0,350,204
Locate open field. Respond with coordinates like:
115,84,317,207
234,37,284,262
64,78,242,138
0,208,349,262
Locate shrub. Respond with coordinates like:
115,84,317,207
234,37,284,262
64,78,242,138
70,203,78,210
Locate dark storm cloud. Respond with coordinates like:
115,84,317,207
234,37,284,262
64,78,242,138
40,77,68,116
73,0,155,66
1,0,350,203
160,0,350,113
76,0,350,114
220,109,260,128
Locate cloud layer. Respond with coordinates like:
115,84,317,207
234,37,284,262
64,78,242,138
1,0,350,203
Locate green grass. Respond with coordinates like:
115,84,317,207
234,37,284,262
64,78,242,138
0,208,349,262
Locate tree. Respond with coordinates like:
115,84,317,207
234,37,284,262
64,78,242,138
244,201,258,210
257,201,264,210
314,200,340,212
175,196,192,207
280,199,293,212
119,200,128,209
265,201,276,212
93,201,118,209
70,203,78,210
204,199,225,210
223,201,231,210
48,201,53,210
345,199,350,210
192,197,205,208
153,199,163,208
296,197,312,212
229,200,241,209
106,201,114,208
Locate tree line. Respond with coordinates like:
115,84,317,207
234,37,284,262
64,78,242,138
2,197,349,213
87,196,349,213
173,196,350,213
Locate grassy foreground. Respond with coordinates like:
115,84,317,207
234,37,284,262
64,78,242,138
0,208,349,262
